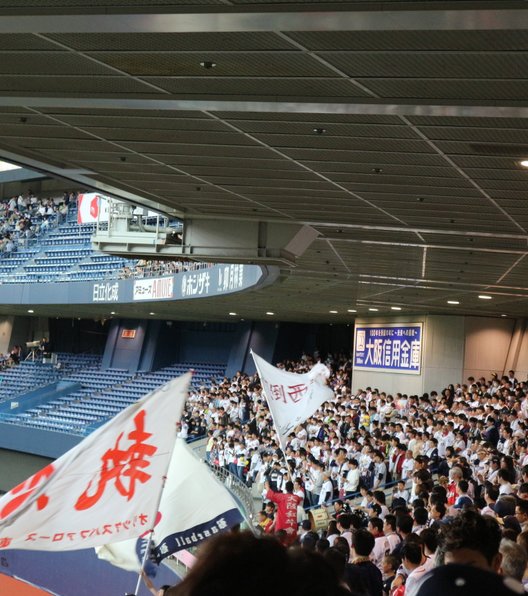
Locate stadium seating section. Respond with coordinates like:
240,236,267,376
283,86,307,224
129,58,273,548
0,203,137,283
0,355,225,435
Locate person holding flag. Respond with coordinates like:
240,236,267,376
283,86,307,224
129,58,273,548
264,479,303,545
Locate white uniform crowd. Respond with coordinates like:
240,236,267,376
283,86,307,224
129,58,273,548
180,353,528,595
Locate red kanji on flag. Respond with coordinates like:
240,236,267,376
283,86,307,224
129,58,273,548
0,464,54,520
74,410,157,511
265,382,287,403
287,384,308,403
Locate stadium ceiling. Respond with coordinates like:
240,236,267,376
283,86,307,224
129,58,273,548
1,1,528,323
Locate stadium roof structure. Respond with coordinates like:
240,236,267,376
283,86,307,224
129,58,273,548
0,1,528,323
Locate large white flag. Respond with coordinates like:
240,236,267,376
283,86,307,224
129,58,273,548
251,351,334,449
0,374,190,552
151,439,243,563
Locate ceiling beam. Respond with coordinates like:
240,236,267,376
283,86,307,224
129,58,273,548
0,9,527,34
0,144,172,215
1,97,528,119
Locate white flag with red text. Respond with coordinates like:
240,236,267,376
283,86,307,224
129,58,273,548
251,351,334,449
0,373,190,552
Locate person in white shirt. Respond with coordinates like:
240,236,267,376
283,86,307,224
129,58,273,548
372,451,387,489
401,542,430,596
343,458,360,497
368,517,388,570
319,472,334,506
383,515,402,553
498,469,514,495
393,480,410,503
401,451,415,481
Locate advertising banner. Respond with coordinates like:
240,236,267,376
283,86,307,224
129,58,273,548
354,323,423,375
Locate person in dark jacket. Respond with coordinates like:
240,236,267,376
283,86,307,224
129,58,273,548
345,529,383,596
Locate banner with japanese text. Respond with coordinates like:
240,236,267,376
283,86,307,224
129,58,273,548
0,374,190,552
151,439,243,563
353,323,423,375
251,351,334,449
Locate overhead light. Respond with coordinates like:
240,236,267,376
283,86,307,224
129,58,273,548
478,295,492,300
391,306,402,311
447,300,460,305
501,314,508,317
110,311,116,315
149,312,155,315
313,128,326,135
347,309,357,313
0,161,21,172
368,308,379,312
266,311,275,316
200,61,216,69
520,160,528,168
329,310,338,314
229,312,237,316
27,309,34,313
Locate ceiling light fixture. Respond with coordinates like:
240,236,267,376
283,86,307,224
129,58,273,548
229,312,237,316
266,311,275,316
478,295,492,300
347,309,357,313
110,311,116,315
447,300,460,305
149,312,155,315
27,309,34,313
520,160,528,168
391,306,402,311
313,128,326,135
200,61,216,69
501,314,508,317
368,308,379,312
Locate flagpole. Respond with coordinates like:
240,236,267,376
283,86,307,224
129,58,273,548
132,379,190,595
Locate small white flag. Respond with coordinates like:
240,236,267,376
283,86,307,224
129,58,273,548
0,374,190,552
251,352,334,450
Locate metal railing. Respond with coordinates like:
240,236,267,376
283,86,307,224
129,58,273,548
207,463,257,530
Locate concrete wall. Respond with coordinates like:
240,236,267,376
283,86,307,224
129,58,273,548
423,315,466,393
0,448,53,493
463,316,517,381
512,320,528,380
352,315,465,395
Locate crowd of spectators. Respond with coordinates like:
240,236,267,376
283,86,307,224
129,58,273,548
176,352,528,595
119,259,213,280
0,190,75,254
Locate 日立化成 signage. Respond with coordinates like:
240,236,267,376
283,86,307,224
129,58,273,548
354,323,423,374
